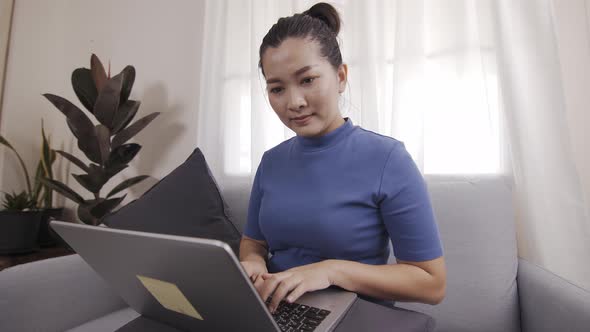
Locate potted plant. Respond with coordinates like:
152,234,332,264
0,191,41,254
41,54,159,225
33,123,65,247
0,123,59,253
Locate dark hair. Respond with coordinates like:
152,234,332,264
258,2,343,76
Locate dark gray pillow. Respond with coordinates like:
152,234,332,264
103,148,242,254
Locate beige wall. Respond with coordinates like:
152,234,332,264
0,0,13,125
0,0,206,210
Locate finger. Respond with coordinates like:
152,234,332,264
259,273,282,303
261,272,274,280
270,278,299,313
242,264,255,279
254,276,265,295
286,283,308,304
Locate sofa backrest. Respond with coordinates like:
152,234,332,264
220,178,252,233
394,175,520,332
220,174,521,332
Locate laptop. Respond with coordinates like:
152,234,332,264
50,220,357,332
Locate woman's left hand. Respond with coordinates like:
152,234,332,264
259,260,334,313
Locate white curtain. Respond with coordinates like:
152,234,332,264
492,0,590,289
198,0,590,290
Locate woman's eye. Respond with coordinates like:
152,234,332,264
269,87,283,94
302,77,315,85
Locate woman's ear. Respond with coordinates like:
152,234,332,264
338,63,348,94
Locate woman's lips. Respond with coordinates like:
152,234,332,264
292,114,313,125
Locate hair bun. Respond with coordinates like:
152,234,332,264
303,2,341,35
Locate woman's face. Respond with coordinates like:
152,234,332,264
261,37,347,137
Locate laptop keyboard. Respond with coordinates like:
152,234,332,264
265,298,331,332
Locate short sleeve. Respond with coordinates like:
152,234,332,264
244,158,266,241
378,143,443,262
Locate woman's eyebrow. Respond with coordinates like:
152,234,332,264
266,65,318,84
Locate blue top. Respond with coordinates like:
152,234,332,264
244,118,443,303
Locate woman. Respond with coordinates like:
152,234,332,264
239,2,446,313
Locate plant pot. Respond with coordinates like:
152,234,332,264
38,208,65,247
0,210,43,254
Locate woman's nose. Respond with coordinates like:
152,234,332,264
287,89,307,111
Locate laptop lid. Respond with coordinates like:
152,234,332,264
50,220,280,332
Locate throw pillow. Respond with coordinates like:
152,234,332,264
103,148,242,254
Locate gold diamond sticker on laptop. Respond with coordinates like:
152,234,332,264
137,275,204,320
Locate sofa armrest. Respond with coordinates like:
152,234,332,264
517,258,590,332
0,254,127,332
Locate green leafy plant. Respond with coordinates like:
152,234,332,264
0,121,57,210
41,54,159,225
1,191,37,211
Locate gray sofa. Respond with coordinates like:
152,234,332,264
1,175,589,331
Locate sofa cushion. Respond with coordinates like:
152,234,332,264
103,148,242,254
395,175,521,332
0,254,126,332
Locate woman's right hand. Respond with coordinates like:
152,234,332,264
240,260,268,293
